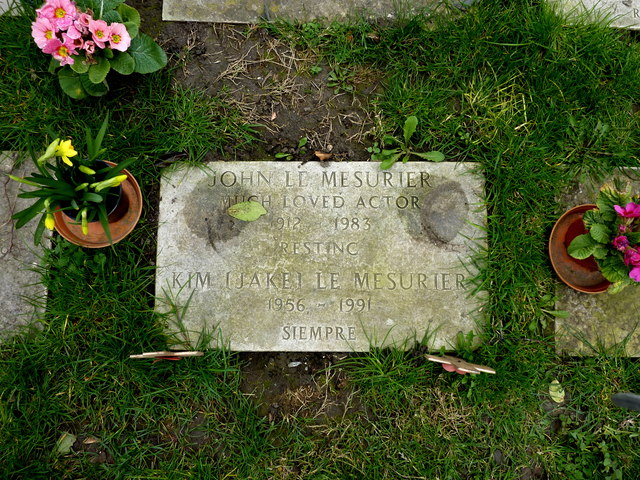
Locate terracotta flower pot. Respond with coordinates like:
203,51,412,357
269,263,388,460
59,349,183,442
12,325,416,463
53,161,143,248
549,204,611,294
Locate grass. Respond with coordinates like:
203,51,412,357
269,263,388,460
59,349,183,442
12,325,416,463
2,0,640,478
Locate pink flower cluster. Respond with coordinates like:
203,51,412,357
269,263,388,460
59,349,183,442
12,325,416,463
31,0,131,66
613,202,640,282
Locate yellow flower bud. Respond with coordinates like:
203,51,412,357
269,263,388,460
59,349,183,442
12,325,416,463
45,213,55,231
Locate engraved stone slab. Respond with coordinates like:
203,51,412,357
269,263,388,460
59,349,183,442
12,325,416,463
156,162,485,352
163,0,442,23
555,169,640,356
1,152,48,339
549,0,640,30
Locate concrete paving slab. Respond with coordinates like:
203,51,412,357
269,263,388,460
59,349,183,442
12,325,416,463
155,161,486,352
1,152,48,339
163,0,443,23
549,0,640,30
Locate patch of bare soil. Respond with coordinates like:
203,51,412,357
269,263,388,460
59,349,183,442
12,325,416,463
160,22,381,162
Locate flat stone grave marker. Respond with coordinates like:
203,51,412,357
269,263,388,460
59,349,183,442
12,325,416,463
0,152,48,338
549,0,640,30
156,161,485,352
163,0,442,23
555,169,640,356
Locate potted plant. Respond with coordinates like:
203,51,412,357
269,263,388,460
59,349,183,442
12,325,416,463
8,115,142,248
551,183,640,294
31,0,167,99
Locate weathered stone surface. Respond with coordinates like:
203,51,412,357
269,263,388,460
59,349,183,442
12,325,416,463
163,0,442,23
549,0,640,30
0,0,18,15
0,152,48,338
555,169,640,356
156,161,485,352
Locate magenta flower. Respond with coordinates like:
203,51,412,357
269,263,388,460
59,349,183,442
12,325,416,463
43,38,75,65
624,248,640,267
613,235,629,252
37,0,77,30
630,267,640,282
31,17,57,50
89,19,110,48
614,202,640,218
108,23,131,51
619,224,628,233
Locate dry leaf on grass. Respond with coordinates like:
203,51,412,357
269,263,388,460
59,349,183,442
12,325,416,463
314,151,332,161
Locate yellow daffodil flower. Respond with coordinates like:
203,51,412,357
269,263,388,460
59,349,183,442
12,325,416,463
78,165,96,175
55,139,78,166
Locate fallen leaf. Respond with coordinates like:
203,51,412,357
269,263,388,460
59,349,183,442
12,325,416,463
314,151,333,161
270,111,277,121
227,201,267,222
55,432,77,455
83,436,100,444
549,379,565,403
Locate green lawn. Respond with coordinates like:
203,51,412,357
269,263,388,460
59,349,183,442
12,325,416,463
2,0,640,478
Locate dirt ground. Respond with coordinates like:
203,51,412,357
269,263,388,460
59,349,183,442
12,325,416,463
129,0,380,420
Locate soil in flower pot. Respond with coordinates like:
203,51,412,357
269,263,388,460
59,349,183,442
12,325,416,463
549,204,611,294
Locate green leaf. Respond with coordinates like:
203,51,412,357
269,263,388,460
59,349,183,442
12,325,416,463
581,209,600,228
600,255,629,283
101,10,122,23
608,281,630,294
48,57,60,74
86,114,109,161
593,245,608,260
298,137,308,148
379,153,403,170
413,151,445,162
58,68,87,99
382,134,399,146
227,201,267,222
97,203,113,244
549,380,565,403
12,198,47,229
129,33,167,74
123,21,139,40
70,55,89,74
88,57,111,84
589,223,610,244
117,3,140,37
82,192,104,203
55,432,77,455
567,234,597,260
403,116,418,145
80,75,109,97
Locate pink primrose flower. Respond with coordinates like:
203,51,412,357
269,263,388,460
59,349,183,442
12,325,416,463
43,38,75,65
37,0,77,30
619,224,628,233
31,16,57,50
614,202,640,218
623,248,640,267
63,32,83,51
108,23,131,51
82,40,95,55
612,235,629,252
88,19,110,48
630,267,640,282
64,23,82,39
